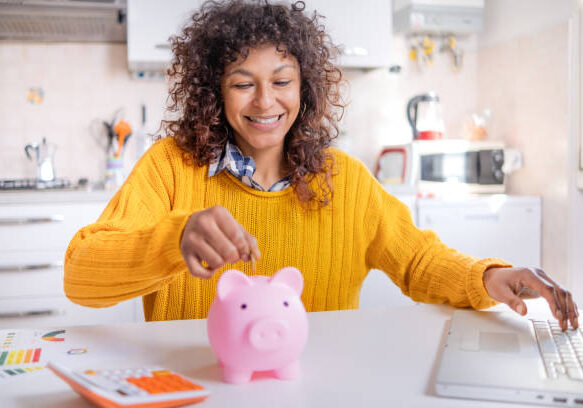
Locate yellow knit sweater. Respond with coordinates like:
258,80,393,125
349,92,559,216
64,138,508,321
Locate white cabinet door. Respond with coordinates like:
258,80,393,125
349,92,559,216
306,0,392,68
0,202,105,253
127,0,392,71
127,0,204,72
417,196,541,267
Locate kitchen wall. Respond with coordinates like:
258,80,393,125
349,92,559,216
476,0,580,292
0,35,478,183
0,43,168,183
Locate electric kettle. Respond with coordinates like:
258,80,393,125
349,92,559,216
406,92,445,140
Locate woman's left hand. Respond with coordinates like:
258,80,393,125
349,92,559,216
483,266,579,331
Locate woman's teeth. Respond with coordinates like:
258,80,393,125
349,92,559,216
246,115,282,124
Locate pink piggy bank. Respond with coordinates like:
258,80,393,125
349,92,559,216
207,267,309,384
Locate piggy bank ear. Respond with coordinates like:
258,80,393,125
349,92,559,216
217,269,252,300
270,267,303,296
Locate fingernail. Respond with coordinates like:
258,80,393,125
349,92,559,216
516,303,525,315
556,310,563,320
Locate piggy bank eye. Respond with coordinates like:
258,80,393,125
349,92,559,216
283,301,289,307
241,304,247,310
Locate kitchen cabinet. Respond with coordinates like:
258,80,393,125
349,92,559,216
417,195,541,267
359,194,541,309
304,0,392,68
127,0,201,73
0,191,142,329
127,0,392,73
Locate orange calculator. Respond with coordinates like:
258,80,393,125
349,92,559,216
47,361,210,408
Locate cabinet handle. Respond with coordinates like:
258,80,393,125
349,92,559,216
155,43,171,49
0,262,63,272
0,215,64,225
0,309,63,319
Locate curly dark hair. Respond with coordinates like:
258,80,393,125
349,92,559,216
163,0,344,207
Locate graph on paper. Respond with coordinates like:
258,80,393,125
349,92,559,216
0,329,68,383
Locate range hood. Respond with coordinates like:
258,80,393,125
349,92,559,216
0,0,127,42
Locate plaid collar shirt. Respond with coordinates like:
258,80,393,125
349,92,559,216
208,141,291,192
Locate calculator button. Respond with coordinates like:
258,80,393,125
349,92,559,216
152,370,172,376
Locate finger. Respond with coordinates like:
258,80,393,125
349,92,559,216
574,302,580,329
211,209,251,262
565,292,578,330
184,253,215,280
552,287,568,331
561,290,569,331
245,232,261,260
531,269,570,328
551,285,570,331
205,225,243,264
195,240,226,270
521,270,563,320
497,283,528,315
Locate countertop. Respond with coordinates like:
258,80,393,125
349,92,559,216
0,188,116,205
0,302,554,408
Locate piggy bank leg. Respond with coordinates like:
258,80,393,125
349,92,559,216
221,366,253,384
273,360,300,380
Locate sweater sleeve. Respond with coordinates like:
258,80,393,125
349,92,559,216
362,170,512,310
64,140,194,308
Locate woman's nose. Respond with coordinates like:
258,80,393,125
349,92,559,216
253,85,274,109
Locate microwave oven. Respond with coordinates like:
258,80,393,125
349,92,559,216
375,140,509,194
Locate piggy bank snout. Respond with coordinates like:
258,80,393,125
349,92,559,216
248,318,289,351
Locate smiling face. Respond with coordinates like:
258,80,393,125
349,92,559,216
220,44,301,159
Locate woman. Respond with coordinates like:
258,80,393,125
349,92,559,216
64,0,578,330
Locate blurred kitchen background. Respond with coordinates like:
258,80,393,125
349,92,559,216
1,0,582,327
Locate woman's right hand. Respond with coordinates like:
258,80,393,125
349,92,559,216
180,206,260,279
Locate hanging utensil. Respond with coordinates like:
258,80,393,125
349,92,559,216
114,120,132,158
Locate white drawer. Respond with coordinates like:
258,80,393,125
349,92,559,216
0,202,106,253
0,296,142,329
0,250,65,298
0,267,63,299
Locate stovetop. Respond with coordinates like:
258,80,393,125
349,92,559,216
0,178,73,191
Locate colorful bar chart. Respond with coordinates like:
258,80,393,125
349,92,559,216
0,366,43,380
0,348,41,366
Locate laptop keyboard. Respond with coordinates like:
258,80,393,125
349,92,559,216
531,319,583,381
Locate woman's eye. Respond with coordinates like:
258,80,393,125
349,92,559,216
233,83,252,89
274,80,291,87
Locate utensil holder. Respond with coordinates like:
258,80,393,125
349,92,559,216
104,156,125,190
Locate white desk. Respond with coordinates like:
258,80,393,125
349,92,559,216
1,303,546,407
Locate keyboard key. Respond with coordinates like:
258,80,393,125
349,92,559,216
532,319,583,382
567,368,583,380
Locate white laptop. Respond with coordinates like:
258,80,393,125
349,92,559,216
435,309,583,407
